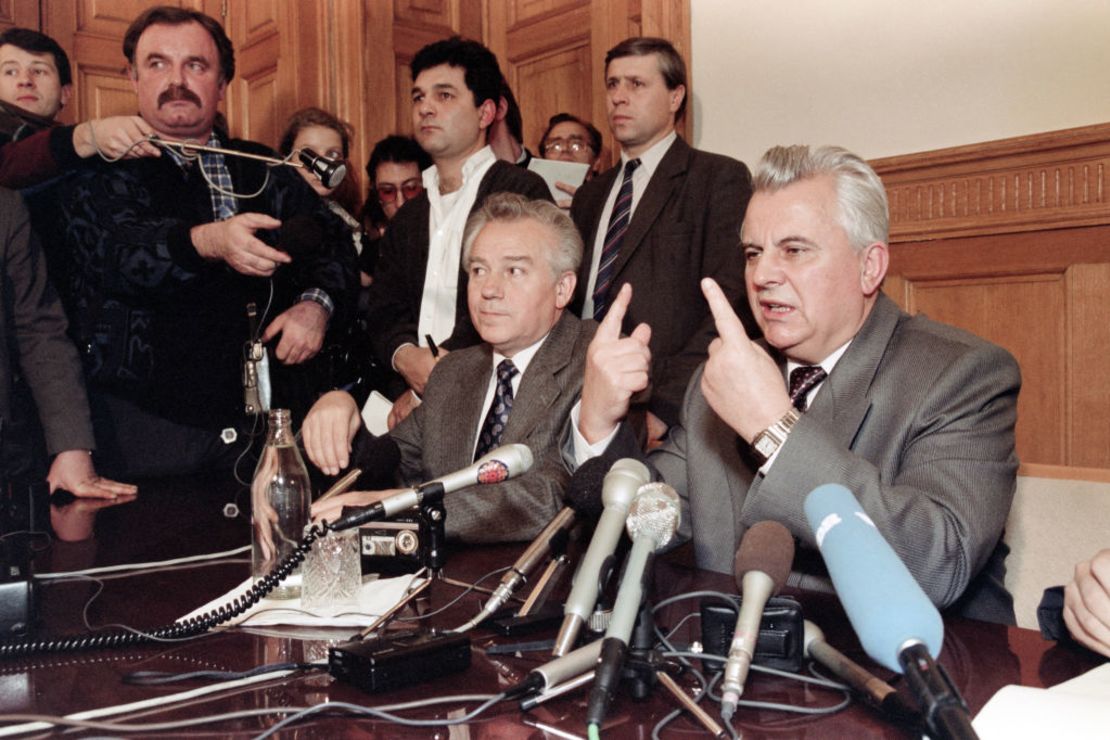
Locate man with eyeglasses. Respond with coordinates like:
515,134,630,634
366,37,551,428
539,113,603,171
569,37,754,448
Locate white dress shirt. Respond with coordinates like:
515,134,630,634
416,146,497,347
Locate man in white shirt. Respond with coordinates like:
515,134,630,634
569,36,754,446
306,194,594,543
573,145,1021,624
365,37,550,427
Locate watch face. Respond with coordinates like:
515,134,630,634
754,434,777,458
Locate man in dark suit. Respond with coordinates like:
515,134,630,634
366,38,550,427
308,194,592,543
569,36,753,444
573,145,1021,623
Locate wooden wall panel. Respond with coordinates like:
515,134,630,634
1066,264,1110,467
0,0,40,31
905,274,1067,465
879,125,1110,468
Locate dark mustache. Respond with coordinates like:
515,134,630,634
157,84,202,108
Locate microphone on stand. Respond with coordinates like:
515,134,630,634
804,483,976,740
330,443,534,531
585,482,680,732
553,457,651,656
719,521,795,721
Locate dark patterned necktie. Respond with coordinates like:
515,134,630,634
475,359,518,460
788,365,827,412
592,158,640,318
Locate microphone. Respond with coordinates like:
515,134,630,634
719,521,795,721
330,443,534,531
585,482,680,731
802,620,917,721
553,457,651,656
805,484,974,740
454,506,577,632
298,148,347,189
506,638,603,700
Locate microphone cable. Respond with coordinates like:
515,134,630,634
0,521,337,660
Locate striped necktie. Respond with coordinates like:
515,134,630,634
592,158,640,318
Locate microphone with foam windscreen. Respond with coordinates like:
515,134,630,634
330,443,534,531
804,483,975,740
585,481,680,732
553,457,651,657
719,520,795,721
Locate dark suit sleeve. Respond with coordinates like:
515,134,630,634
3,191,95,454
649,158,752,424
748,342,1021,609
364,203,423,369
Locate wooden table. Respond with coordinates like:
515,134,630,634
0,472,1101,737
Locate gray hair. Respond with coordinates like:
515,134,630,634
462,193,583,277
753,145,889,250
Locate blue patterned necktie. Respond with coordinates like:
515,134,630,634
475,359,518,460
788,365,827,412
592,158,640,318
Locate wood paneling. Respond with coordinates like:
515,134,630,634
0,0,40,31
878,124,1110,468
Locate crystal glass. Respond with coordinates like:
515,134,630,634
301,527,361,613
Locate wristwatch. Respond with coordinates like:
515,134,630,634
751,408,801,464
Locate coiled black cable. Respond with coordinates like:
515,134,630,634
0,522,332,659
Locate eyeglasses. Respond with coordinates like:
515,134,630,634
542,137,593,156
376,179,424,203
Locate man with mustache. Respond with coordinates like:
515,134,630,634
55,6,357,477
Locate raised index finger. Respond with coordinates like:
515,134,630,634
701,277,747,343
596,282,632,341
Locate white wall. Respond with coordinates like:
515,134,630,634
691,0,1110,167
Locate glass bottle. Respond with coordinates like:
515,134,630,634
251,408,312,598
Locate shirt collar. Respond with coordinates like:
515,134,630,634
620,130,676,179
423,145,496,192
492,330,550,377
786,339,852,380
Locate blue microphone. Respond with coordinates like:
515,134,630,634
805,484,976,740
803,483,942,671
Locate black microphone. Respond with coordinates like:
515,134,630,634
330,443,534,531
553,457,650,656
802,620,918,721
454,505,577,633
585,482,680,732
720,520,795,720
298,148,347,189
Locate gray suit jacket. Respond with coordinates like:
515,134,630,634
0,189,95,464
391,311,595,543
643,294,1021,621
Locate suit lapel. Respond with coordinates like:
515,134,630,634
572,168,619,310
804,294,902,448
503,313,577,442
440,346,494,468
608,137,690,281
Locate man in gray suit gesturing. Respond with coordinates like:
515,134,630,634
307,194,592,543
573,145,1021,623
